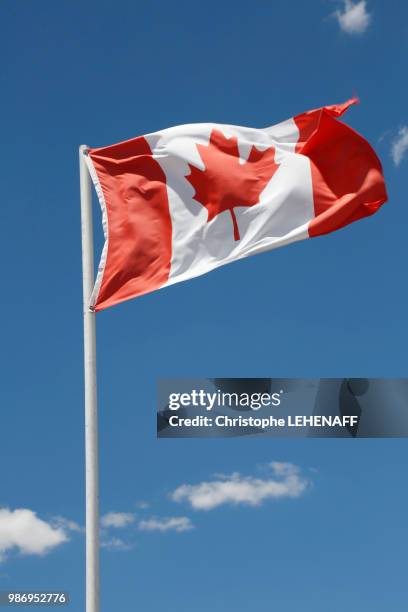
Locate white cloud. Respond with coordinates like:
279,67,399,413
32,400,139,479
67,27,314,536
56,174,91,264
135,501,149,510
100,512,135,529
267,461,298,477
99,512,135,550
0,508,68,561
170,462,308,511
51,516,82,533
335,1,371,34
138,516,194,533
100,536,132,551
391,126,408,166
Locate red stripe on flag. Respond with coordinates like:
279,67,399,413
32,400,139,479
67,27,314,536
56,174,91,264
89,137,172,311
294,99,387,238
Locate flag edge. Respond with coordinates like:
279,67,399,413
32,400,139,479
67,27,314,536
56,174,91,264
82,150,109,310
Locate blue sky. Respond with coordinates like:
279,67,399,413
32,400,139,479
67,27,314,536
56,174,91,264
1,1,407,610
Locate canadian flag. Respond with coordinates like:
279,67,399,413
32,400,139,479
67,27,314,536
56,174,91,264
84,99,387,311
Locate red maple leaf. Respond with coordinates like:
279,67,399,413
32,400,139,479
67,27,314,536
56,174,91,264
186,129,279,241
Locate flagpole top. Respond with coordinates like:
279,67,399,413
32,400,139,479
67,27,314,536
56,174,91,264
80,144,90,156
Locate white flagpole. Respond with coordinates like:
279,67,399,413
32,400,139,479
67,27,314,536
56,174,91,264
79,145,100,612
